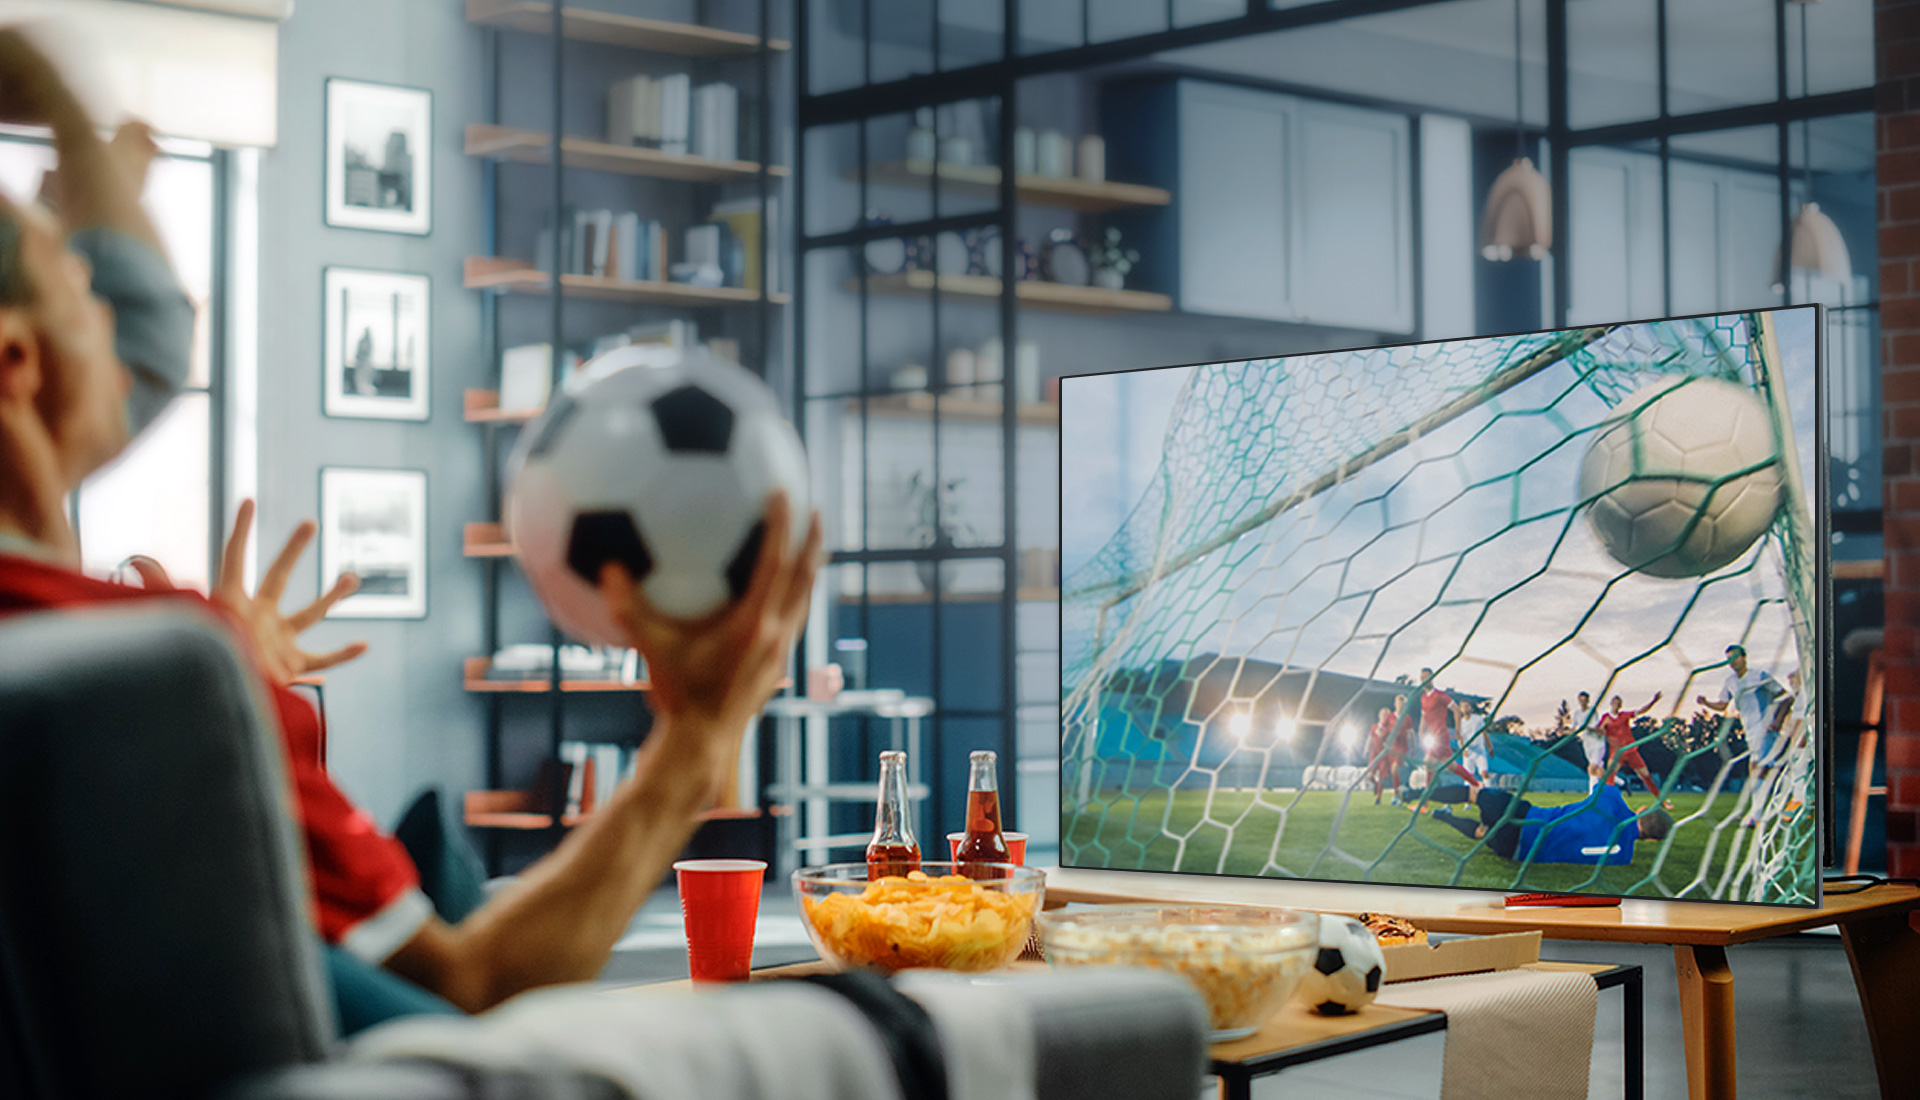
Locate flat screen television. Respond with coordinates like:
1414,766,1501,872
1059,308,1826,907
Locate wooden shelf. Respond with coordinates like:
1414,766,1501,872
863,159,1171,213
852,270,1171,315
467,257,790,307
464,788,765,830
853,391,1059,426
463,522,514,558
465,0,788,54
463,388,540,425
464,656,649,694
466,124,788,183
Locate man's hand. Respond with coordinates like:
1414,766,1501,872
130,499,368,685
598,491,824,737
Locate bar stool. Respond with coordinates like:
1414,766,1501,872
1844,627,1886,875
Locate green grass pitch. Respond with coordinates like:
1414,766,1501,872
1064,788,1810,898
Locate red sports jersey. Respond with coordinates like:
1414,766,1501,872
1597,708,1643,749
0,552,429,962
1420,688,1452,735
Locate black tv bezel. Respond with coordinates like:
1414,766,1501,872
1055,304,1831,909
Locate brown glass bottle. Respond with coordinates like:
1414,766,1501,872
954,750,1012,880
865,750,921,880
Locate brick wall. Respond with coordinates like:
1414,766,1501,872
1880,0,1920,880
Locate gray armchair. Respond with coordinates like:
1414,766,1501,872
0,606,1208,1100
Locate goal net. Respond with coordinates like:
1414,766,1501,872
1060,311,1821,905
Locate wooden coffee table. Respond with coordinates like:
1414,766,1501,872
1044,867,1920,1100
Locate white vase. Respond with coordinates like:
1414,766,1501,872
1092,267,1125,291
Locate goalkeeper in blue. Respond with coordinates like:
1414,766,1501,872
1426,785,1673,866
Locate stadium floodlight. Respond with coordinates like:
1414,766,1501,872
1339,723,1359,748
1277,718,1299,742
1228,711,1252,739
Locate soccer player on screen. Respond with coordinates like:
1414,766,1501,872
1429,785,1673,866
1596,692,1674,809
1696,644,1794,828
1364,702,1409,804
1573,691,1606,790
1416,668,1481,795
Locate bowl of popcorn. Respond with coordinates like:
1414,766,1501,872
793,863,1045,974
1038,905,1320,1040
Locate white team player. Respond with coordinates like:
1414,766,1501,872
1695,643,1794,828
1573,691,1606,790
1453,699,1493,785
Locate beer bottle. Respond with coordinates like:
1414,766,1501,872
954,750,1012,880
865,750,921,880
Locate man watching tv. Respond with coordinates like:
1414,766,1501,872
0,32,822,1017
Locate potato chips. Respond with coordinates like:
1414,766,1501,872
800,870,1039,972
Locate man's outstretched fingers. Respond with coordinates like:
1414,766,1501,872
738,491,791,624
260,521,317,603
219,499,256,594
124,555,175,591
290,571,359,630
305,641,370,673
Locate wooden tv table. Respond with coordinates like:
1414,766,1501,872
1044,867,1920,1100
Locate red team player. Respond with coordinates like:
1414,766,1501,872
1597,692,1674,808
1418,668,1482,793
1364,701,1407,803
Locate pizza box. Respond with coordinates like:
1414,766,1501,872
1380,930,1541,984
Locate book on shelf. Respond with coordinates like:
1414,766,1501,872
708,196,780,293
536,208,667,281
608,73,696,155
691,81,738,163
498,343,558,414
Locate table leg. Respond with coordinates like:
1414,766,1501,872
1839,908,1920,1099
1674,944,1737,1100
1626,965,1644,1100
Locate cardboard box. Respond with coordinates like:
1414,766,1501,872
1381,930,1541,984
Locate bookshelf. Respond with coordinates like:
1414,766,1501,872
465,0,789,55
862,159,1171,213
467,257,789,306
850,270,1171,315
467,124,789,184
468,0,788,873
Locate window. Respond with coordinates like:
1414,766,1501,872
0,132,224,588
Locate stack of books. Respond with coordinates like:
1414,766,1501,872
608,74,739,162
535,207,668,282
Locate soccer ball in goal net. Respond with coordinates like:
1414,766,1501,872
1060,311,1822,905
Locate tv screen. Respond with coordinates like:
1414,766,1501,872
1059,308,1825,907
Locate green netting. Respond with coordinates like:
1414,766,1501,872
1061,313,1821,905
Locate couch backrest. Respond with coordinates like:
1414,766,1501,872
0,606,333,1099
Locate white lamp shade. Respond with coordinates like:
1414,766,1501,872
1783,202,1853,284
1480,157,1553,262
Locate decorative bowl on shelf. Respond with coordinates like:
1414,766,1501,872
793,862,1044,974
1038,904,1320,1041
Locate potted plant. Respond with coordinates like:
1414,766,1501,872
1089,226,1140,290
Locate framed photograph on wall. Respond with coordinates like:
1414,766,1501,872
323,267,430,420
325,78,432,235
319,467,428,620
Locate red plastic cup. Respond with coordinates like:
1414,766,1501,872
946,832,1028,865
674,859,765,983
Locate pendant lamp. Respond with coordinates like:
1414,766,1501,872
1772,1,1854,291
1481,0,1549,262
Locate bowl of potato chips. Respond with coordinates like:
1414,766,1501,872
1038,905,1320,1041
793,862,1045,973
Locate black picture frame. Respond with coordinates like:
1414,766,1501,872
318,466,429,620
325,77,433,236
321,266,431,422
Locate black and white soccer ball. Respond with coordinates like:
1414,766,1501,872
1296,915,1385,1016
505,345,810,644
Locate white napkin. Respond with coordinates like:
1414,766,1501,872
1375,969,1598,1100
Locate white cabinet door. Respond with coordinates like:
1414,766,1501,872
1292,101,1413,333
1177,82,1293,321
1568,147,1665,325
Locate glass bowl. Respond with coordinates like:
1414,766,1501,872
1039,905,1320,1041
792,862,1045,973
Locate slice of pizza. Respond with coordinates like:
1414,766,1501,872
1355,912,1428,945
